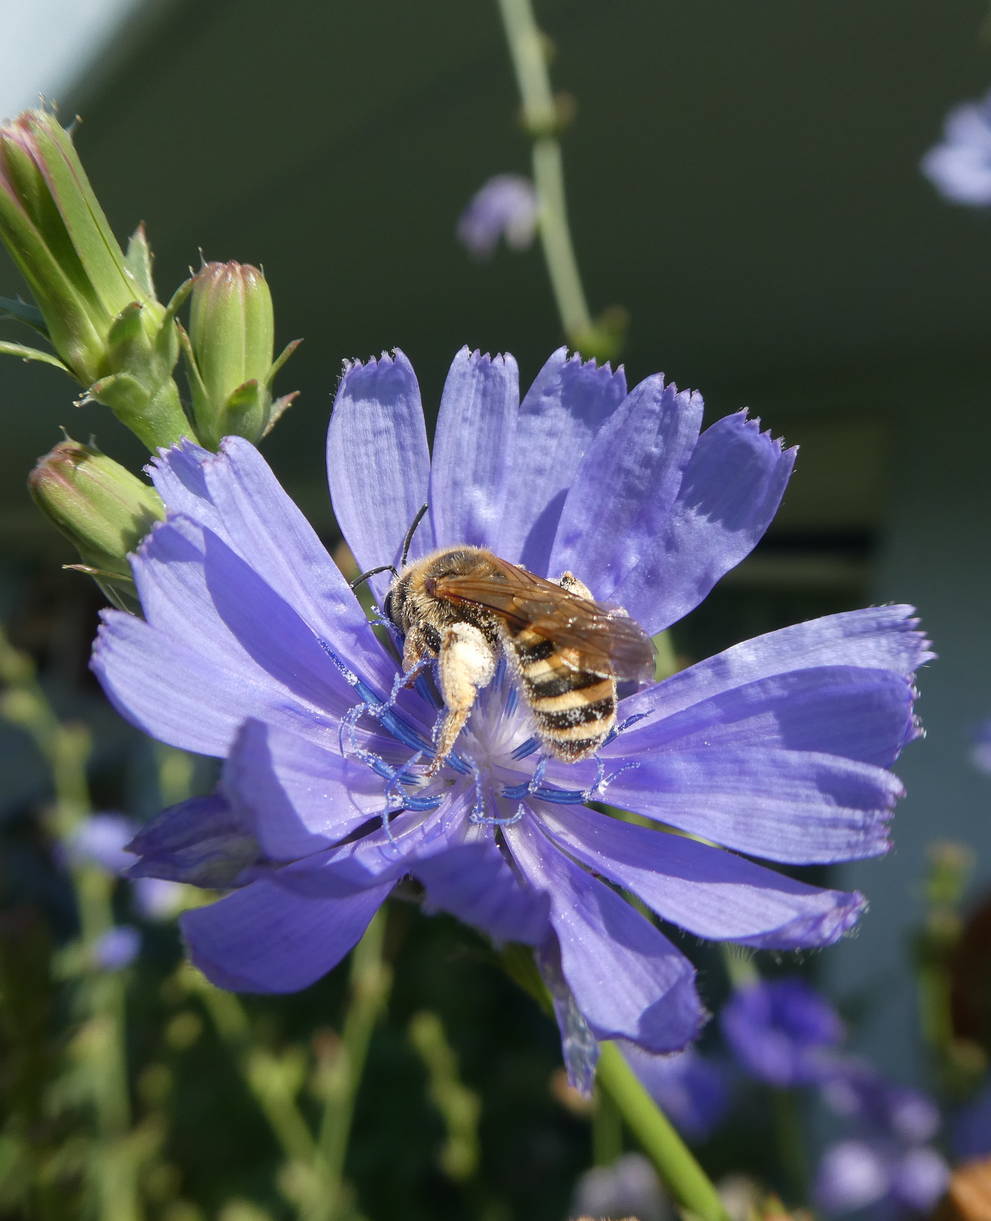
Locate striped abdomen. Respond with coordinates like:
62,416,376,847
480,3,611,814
510,629,617,761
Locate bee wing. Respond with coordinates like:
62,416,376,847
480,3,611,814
433,555,655,685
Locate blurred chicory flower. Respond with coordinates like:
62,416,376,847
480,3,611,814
93,346,930,1088
921,89,991,206
952,1077,991,1161
65,812,185,920
0,109,188,450
457,175,538,258
970,720,991,774
722,977,846,1088
570,1152,672,1221
816,1064,948,1215
92,925,141,971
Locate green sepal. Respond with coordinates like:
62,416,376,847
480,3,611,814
260,390,299,438
63,564,140,613
124,223,156,299
86,369,149,415
0,339,70,373
0,295,48,336
87,371,188,451
265,337,302,386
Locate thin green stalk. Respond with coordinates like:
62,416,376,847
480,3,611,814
311,909,392,1221
497,0,592,342
197,984,317,1168
772,1087,808,1204
597,1042,729,1221
591,1084,623,1168
0,630,143,1221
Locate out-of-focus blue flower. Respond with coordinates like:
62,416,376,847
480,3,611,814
64,812,185,920
921,90,991,206
456,175,538,258
815,1140,948,1215
721,977,845,1087
618,1045,730,1141
65,813,138,874
952,1077,991,1160
93,347,931,1088
823,1063,941,1144
92,925,141,971
570,1152,672,1221
816,1064,948,1215
971,720,991,774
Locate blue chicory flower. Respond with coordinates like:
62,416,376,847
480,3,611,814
456,175,538,258
816,1064,948,1216
921,89,991,206
971,719,991,774
92,925,141,971
65,812,140,873
92,346,930,1087
721,977,846,1088
65,811,185,919
951,1076,991,1161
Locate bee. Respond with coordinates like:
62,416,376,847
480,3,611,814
369,515,654,776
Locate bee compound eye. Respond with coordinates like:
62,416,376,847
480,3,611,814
383,591,394,623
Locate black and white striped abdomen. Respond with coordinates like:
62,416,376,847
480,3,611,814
510,630,617,761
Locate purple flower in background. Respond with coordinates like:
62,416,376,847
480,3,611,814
971,720,991,774
65,813,139,874
951,1077,991,1161
816,1064,948,1215
571,1152,671,1221
921,89,991,206
93,925,141,971
65,812,184,920
620,1045,730,1141
93,346,930,1086
457,175,538,258
722,977,845,1087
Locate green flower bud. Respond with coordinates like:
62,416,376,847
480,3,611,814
28,440,164,610
0,109,190,451
183,260,299,448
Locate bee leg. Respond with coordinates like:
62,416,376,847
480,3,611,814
556,570,594,600
427,623,497,776
400,624,434,675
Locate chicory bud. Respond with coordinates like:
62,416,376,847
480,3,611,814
28,439,164,609
183,260,299,447
0,109,190,450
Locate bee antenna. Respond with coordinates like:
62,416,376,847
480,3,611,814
350,503,428,592
350,564,397,591
400,502,429,567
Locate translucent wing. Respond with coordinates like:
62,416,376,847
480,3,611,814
432,553,655,684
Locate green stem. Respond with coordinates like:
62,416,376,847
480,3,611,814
1,632,144,1221
592,1084,623,1167
772,1087,808,1204
311,909,392,1221
496,0,592,342
596,1043,729,1221
197,984,317,1168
